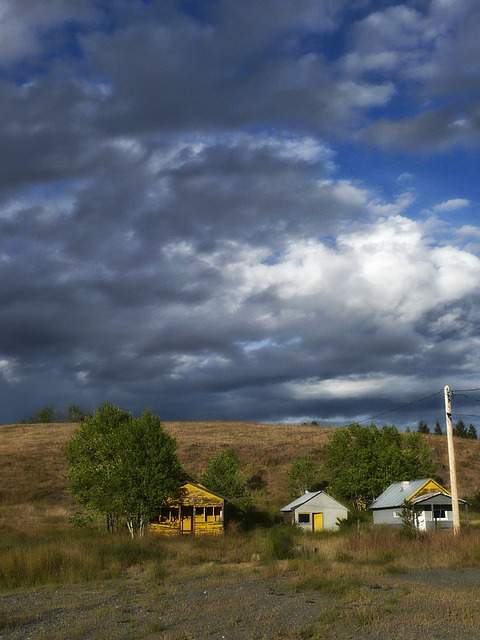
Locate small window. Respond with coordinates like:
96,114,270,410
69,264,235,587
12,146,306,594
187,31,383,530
433,507,448,520
298,513,310,523
392,511,401,518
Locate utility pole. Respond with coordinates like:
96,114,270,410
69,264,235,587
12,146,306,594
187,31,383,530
444,385,460,535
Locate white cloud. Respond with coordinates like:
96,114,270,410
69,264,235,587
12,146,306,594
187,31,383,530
368,191,415,216
148,133,335,174
216,215,480,325
340,51,399,74
432,198,471,212
457,225,480,240
0,358,19,384
338,80,395,108
288,374,418,400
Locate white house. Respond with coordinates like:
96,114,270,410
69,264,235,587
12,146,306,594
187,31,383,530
280,490,348,532
370,478,467,531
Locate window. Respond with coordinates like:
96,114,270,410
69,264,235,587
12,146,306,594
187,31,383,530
298,513,310,523
433,507,449,520
160,508,178,522
392,511,401,519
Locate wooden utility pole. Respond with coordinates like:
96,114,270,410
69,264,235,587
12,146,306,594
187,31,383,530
444,385,460,535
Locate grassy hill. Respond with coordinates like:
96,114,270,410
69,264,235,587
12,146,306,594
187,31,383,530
1,420,479,533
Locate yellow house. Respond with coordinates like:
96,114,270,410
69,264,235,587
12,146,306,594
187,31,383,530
149,481,224,536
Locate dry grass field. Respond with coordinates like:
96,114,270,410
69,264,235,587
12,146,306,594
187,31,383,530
1,421,480,639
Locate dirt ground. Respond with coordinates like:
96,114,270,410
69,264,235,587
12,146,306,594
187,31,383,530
2,565,480,640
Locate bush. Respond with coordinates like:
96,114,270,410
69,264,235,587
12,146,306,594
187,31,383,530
336,509,372,532
264,524,296,560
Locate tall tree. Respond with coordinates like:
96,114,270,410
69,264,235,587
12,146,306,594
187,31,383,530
467,424,478,440
417,420,430,434
67,403,183,537
287,456,319,496
28,406,56,423
201,449,250,510
434,420,442,435
66,404,86,422
323,424,436,509
454,420,467,438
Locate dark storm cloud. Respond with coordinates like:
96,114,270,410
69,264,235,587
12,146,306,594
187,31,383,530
1,1,480,424
80,0,392,136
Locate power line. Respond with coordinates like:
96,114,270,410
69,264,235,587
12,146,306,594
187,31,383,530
357,390,443,425
452,388,480,393
453,392,480,404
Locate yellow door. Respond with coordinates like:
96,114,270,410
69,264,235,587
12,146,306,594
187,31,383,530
313,513,323,531
181,508,193,533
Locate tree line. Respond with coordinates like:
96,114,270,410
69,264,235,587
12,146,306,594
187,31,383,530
23,404,88,424
416,419,477,439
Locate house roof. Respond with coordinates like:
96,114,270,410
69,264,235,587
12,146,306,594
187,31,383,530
280,490,347,512
411,491,467,505
181,481,226,501
370,479,444,509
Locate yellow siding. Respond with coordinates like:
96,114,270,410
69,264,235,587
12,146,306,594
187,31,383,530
194,521,223,535
150,482,224,536
149,522,180,536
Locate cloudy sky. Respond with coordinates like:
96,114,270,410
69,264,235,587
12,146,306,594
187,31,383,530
1,0,480,425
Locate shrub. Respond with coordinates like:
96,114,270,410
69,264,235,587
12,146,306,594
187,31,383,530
264,524,296,560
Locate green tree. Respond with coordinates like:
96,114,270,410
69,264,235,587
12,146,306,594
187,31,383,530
400,500,419,538
454,420,467,438
417,420,430,434
287,456,319,496
323,424,436,509
66,404,86,422
434,421,442,435
467,424,478,439
29,406,56,423
201,449,250,510
67,403,183,537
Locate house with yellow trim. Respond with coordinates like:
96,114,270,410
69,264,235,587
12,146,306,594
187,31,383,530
149,481,224,536
370,478,467,531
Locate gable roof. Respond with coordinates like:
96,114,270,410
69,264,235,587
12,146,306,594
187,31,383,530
411,491,467,505
370,478,449,509
181,481,225,502
280,490,347,512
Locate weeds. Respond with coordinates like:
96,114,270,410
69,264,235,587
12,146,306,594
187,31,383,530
0,529,165,590
264,524,296,560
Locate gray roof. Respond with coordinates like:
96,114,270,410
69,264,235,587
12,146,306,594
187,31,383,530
281,491,322,512
370,479,437,509
280,490,346,512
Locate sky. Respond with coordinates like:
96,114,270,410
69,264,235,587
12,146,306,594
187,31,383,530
1,0,480,426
